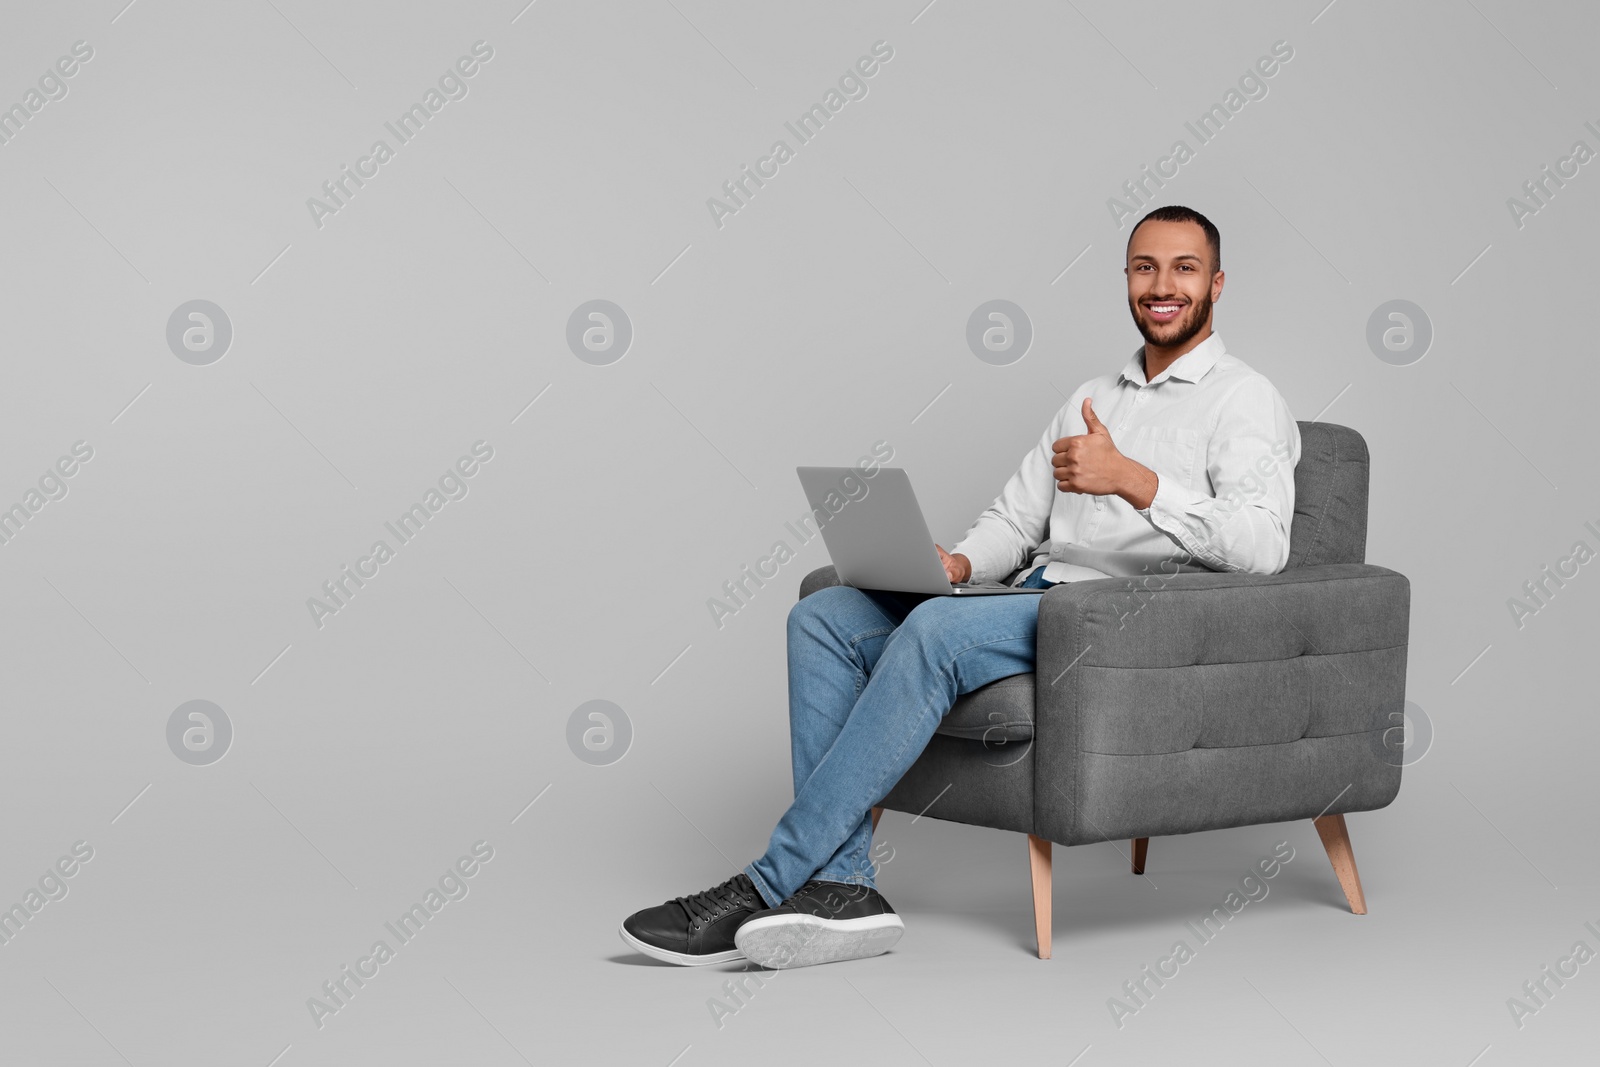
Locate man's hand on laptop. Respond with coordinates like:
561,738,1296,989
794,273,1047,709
936,544,972,584
1052,398,1158,510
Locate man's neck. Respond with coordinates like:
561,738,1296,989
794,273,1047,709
1142,326,1212,383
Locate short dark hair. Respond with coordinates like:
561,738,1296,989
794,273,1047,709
1128,205,1221,273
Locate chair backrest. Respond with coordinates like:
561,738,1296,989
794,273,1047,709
1286,421,1369,569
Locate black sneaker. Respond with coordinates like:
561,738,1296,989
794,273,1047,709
619,873,764,966
734,880,904,969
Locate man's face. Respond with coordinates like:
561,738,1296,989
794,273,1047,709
1125,220,1224,352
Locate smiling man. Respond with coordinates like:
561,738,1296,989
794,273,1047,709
620,205,1301,970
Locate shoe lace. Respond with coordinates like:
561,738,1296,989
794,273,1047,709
675,874,753,924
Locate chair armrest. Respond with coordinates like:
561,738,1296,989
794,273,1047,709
1036,562,1410,671
799,565,842,600
1033,563,1411,844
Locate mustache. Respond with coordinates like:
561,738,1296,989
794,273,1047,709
1129,291,1211,346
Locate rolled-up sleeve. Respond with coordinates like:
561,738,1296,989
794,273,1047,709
1139,376,1299,574
950,409,1066,582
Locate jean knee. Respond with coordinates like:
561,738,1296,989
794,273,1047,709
789,584,864,638
790,583,857,620
894,598,961,657
901,595,961,629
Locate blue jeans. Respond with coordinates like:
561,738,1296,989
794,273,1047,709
744,568,1054,908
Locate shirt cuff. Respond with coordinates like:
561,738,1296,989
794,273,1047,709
949,539,1002,584
1138,473,1203,548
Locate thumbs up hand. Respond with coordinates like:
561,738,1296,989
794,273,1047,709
1051,398,1156,508
1081,397,1112,438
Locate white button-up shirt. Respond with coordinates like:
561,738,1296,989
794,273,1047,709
951,333,1300,585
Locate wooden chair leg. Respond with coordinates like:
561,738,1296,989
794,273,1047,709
1027,834,1052,959
870,806,883,833
1313,813,1368,915
1131,837,1149,875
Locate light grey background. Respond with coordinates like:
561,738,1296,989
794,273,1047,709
1,1,1595,1064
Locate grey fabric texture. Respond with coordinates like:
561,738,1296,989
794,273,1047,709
793,420,1409,850
797,565,843,600
1286,421,1369,569
1032,563,1408,846
875,732,1036,836
938,675,1034,741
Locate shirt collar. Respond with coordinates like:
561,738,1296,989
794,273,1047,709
1119,332,1226,387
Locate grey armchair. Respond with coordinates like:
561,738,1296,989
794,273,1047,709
797,421,1408,958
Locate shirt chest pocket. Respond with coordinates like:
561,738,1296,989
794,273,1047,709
1123,425,1202,487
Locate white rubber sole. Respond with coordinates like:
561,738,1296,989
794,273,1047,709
618,924,744,966
735,912,905,969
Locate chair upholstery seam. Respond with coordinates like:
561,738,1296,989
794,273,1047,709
1082,724,1388,757
1067,642,1409,669
1081,569,1399,597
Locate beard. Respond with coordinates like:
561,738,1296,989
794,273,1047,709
1129,290,1212,351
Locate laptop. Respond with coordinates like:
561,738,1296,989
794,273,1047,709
796,467,1045,596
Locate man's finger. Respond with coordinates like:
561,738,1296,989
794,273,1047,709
1082,397,1108,434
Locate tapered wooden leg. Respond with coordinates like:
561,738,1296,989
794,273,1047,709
1027,834,1052,959
1313,814,1368,915
870,806,883,833
1131,837,1149,875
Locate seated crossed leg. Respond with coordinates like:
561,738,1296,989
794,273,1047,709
619,584,1042,968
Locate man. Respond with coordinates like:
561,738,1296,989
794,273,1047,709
620,205,1300,969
